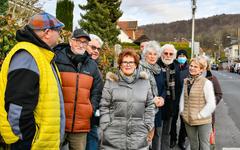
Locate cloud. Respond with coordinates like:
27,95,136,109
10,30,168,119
38,0,240,26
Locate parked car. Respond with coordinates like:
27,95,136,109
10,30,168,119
234,63,240,74
230,64,236,73
211,64,218,70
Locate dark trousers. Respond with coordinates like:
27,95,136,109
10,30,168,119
170,115,187,144
10,139,32,150
86,125,99,150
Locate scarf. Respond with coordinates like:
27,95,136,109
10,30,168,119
186,74,202,95
140,61,160,96
140,61,161,75
119,69,138,84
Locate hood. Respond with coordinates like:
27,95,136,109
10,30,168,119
106,71,148,82
16,25,52,51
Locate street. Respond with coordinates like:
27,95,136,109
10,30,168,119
213,70,240,149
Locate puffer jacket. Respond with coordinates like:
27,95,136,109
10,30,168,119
100,71,155,150
54,44,103,132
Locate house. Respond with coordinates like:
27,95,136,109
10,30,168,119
224,40,240,62
117,20,146,43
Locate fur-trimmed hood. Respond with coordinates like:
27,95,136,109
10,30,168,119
106,71,148,82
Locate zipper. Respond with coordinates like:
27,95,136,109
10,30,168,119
71,74,79,132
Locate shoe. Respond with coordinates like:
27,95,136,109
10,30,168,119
170,140,176,148
178,142,186,150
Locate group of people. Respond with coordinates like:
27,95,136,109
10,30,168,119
0,12,222,150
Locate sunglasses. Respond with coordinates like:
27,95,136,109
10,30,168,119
89,45,101,51
51,28,62,34
163,52,174,56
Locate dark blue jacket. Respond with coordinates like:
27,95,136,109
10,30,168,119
174,61,189,115
154,70,166,127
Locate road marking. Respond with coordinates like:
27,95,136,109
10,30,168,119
223,148,240,150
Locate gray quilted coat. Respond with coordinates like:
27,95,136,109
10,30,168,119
99,71,155,150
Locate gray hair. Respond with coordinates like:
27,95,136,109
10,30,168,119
142,41,161,58
160,44,177,58
197,55,211,70
89,34,104,47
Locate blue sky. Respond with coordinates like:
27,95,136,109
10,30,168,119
38,0,240,28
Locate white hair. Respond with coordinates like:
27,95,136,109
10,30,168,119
89,34,104,47
160,44,177,59
142,40,161,58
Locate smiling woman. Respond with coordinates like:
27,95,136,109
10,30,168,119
100,49,155,150
179,56,216,150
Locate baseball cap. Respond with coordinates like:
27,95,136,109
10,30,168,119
28,12,64,30
72,29,91,41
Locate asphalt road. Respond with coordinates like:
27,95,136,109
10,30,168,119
213,70,240,149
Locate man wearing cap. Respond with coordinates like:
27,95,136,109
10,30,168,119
0,12,65,149
54,29,103,150
170,49,189,150
85,34,103,150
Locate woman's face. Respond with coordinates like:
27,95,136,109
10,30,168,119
120,55,137,76
145,49,158,65
189,61,203,76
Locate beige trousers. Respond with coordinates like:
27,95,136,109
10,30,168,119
65,132,87,150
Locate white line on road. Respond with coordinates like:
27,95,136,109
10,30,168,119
223,148,240,150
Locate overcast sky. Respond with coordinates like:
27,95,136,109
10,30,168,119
38,0,240,29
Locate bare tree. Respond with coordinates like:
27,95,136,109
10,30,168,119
8,0,42,25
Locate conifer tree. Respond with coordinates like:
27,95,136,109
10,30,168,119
0,0,8,15
56,0,74,31
79,0,122,45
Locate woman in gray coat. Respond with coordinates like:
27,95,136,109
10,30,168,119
139,41,165,150
100,49,155,150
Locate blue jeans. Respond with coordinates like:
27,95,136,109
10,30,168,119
86,126,98,150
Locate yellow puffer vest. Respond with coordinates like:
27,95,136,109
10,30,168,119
0,42,61,149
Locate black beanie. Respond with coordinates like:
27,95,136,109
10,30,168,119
177,49,188,58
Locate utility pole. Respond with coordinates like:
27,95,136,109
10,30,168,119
191,0,196,58
237,27,240,60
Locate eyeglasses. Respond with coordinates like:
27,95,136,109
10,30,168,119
163,52,174,56
121,61,136,66
72,38,88,46
89,45,101,51
51,28,62,34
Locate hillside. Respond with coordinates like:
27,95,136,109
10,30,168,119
140,14,240,50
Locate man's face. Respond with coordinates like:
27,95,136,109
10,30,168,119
39,28,61,48
87,39,101,60
140,41,148,51
69,37,89,55
161,48,175,65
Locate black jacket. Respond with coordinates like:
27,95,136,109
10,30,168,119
157,59,177,120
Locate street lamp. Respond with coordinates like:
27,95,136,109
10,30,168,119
191,0,197,58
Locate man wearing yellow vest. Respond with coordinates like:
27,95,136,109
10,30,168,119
0,12,65,150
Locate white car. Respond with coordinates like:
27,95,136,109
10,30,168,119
234,63,240,73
